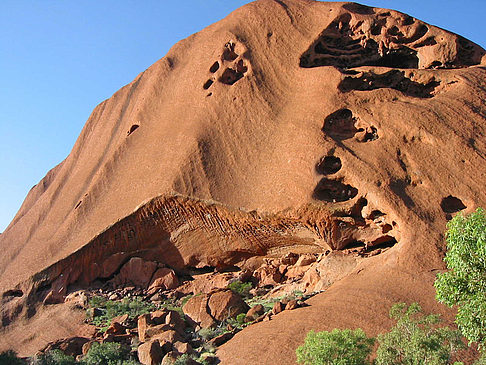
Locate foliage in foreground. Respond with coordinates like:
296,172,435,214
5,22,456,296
296,303,465,365
33,350,76,365
435,208,486,349
0,350,25,365
81,342,133,365
296,328,374,365
375,302,464,364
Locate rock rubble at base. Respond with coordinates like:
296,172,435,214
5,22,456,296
34,250,362,364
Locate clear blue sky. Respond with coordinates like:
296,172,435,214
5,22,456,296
1,1,485,233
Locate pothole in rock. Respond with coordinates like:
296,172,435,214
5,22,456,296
2,289,23,299
361,126,379,142
209,61,220,73
222,42,238,61
205,42,248,87
313,178,358,202
127,124,139,136
219,68,244,85
219,59,248,85
316,155,342,175
203,79,214,90
323,109,378,142
299,10,484,69
299,13,420,69
323,108,360,140
339,70,440,98
441,195,466,214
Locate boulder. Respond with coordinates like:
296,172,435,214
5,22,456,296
152,329,183,344
253,265,282,286
161,351,180,365
284,265,309,281
144,324,174,341
113,257,158,288
100,252,128,278
178,272,233,295
165,310,186,335
105,321,126,336
138,314,151,342
245,304,265,321
302,267,321,292
207,290,249,321
150,309,169,325
64,290,88,308
139,309,184,342
285,299,298,310
173,341,195,355
182,294,217,328
295,254,317,267
148,268,180,292
138,340,164,365
43,274,69,304
272,301,284,315
111,313,129,326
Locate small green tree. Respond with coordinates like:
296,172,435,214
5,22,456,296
434,208,486,348
296,328,374,365
375,303,464,365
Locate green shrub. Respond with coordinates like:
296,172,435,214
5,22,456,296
375,302,464,365
227,280,252,297
88,297,154,329
198,327,226,341
34,350,76,365
236,313,246,324
296,328,374,365
81,342,131,365
0,350,25,365
173,354,193,365
160,297,186,317
435,208,486,349
88,295,107,308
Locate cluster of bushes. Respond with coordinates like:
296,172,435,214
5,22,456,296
297,302,465,365
87,296,155,330
0,342,140,365
297,208,486,364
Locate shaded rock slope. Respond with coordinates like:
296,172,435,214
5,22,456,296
1,0,486,363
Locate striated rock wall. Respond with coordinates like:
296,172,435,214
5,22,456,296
2,191,398,327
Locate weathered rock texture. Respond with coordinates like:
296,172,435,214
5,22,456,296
1,0,486,363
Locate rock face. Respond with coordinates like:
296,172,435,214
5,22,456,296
1,0,486,363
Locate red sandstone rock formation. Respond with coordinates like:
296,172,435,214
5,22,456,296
1,1,486,363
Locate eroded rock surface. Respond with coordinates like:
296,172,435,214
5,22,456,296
0,1,485,364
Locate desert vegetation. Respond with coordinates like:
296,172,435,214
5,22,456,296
297,208,486,364
3,209,485,364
